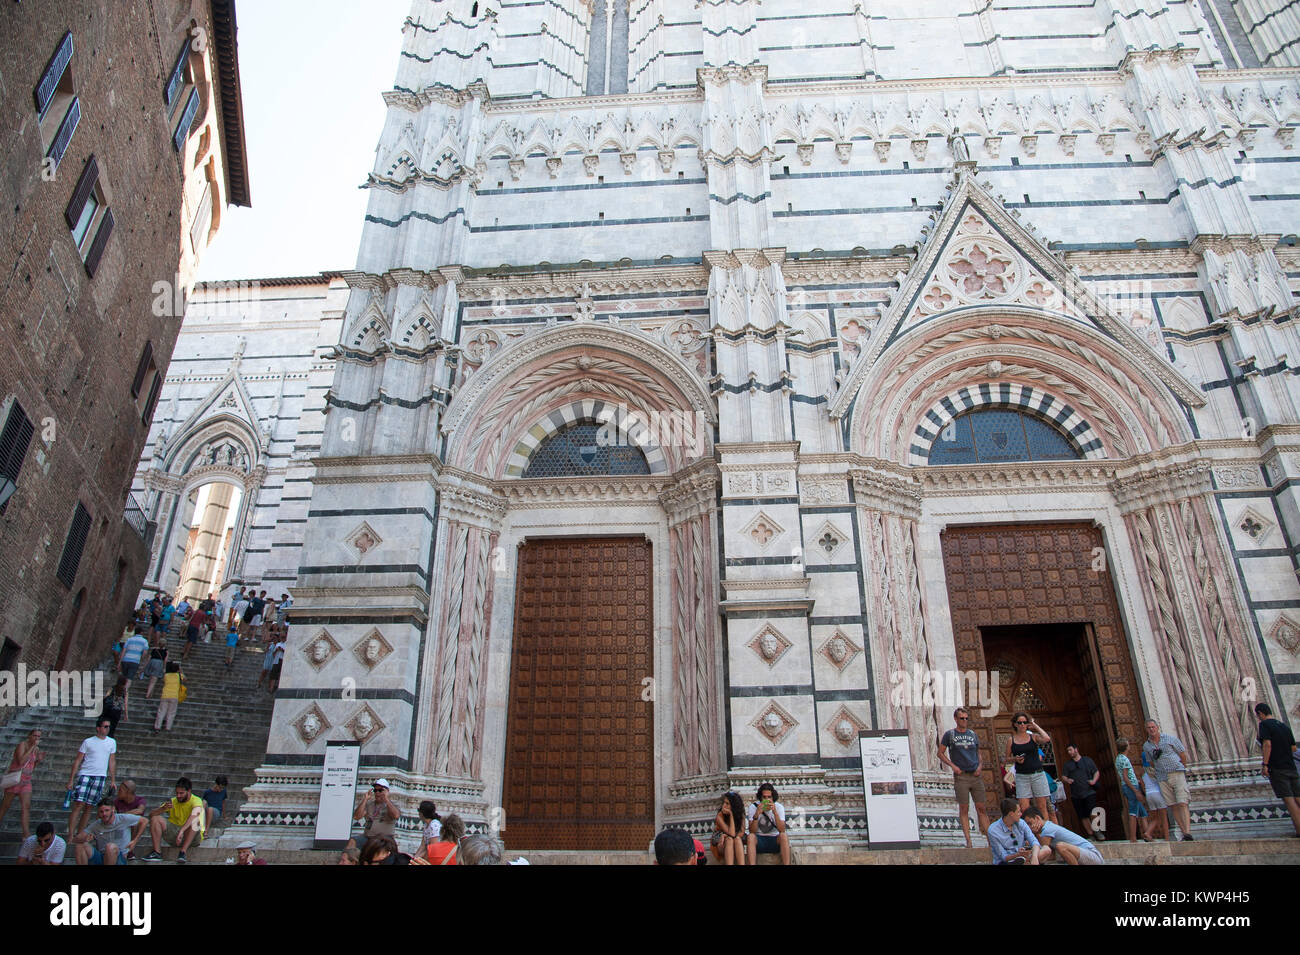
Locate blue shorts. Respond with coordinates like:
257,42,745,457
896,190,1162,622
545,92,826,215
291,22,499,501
120,660,141,680
1122,785,1148,818
90,847,129,865
754,834,781,854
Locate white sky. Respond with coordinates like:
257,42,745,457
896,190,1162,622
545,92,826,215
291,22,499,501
197,0,412,282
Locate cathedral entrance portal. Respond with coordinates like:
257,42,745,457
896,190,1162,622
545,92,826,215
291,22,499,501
502,536,655,851
941,522,1145,839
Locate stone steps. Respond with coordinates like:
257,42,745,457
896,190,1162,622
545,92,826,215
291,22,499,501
0,634,275,862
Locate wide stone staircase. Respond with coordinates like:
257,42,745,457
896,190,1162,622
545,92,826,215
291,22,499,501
0,624,275,863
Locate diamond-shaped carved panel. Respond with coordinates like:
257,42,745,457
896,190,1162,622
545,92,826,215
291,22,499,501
825,705,869,748
293,704,331,745
303,629,341,670
345,521,383,558
344,704,385,745
750,700,798,747
353,628,393,671
747,624,793,668
817,630,862,673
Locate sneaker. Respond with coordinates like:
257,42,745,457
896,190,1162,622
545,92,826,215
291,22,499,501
142,851,162,862
126,850,136,861
1181,834,1193,841
177,851,188,864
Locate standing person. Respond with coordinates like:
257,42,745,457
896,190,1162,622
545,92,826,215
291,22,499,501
1006,711,1051,818
0,729,44,838
232,589,250,634
745,782,790,865
353,778,400,847
1022,806,1105,865
153,596,175,638
223,623,240,672
98,678,128,738
182,603,208,660
710,791,747,865
66,719,117,839
257,634,277,688
417,800,442,857
1141,719,1193,840
116,626,150,695
1114,737,1152,843
16,822,67,866
937,706,990,847
277,592,293,623
987,798,1051,865
213,593,227,633
175,596,192,621
244,589,266,640
267,632,286,693
142,634,168,699
154,662,185,733
424,812,465,865
142,777,206,864
1139,751,1169,840
1255,703,1300,837
72,798,145,866
1061,743,1104,840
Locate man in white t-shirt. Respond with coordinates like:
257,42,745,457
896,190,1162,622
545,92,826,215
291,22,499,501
746,781,790,865
66,719,118,839
17,822,67,865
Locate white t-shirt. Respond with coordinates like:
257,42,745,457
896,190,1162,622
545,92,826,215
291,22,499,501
747,800,786,836
19,834,67,864
234,600,250,618
422,818,442,845
78,735,117,777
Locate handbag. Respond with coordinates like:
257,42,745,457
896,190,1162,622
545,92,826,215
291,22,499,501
0,769,22,789
177,680,188,704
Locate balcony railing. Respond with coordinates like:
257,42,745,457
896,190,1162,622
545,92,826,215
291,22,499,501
124,492,148,541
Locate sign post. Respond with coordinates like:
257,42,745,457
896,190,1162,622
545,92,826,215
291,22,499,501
313,740,360,849
859,729,920,849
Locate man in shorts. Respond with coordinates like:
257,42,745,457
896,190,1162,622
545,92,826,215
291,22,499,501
937,706,990,847
1255,702,1300,836
1023,806,1105,864
73,798,145,865
1061,743,1104,840
745,782,790,864
182,603,208,660
116,626,150,690
1142,719,1193,840
143,777,206,864
65,719,117,839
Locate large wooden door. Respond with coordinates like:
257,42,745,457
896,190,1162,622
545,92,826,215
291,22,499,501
503,536,654,850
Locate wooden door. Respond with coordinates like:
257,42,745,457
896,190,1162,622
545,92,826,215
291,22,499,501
503,536,654,850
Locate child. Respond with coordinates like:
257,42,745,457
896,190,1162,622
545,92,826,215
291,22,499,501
224,626,240,671
203,775,228,831
1114,737,1152,843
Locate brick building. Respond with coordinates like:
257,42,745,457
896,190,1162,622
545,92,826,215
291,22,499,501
0,0,250,681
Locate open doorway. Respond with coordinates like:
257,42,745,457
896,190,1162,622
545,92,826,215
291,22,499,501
175,482,242,604
982,623,1121,833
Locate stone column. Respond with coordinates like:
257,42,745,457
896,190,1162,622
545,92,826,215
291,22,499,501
179,481,234,599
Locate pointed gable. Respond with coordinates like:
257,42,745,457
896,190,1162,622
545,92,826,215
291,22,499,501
828,166,1204,421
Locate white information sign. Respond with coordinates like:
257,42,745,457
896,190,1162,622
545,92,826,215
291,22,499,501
859,730,920,849
314,740,361,849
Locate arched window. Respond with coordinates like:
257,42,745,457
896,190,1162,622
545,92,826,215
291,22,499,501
522,419,650,478
926,408,1081,466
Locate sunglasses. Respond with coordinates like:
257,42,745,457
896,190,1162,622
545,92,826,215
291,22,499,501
1014,720,1028,725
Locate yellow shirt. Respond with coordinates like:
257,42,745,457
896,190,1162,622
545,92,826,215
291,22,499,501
167,794,206,834
161,672,181,700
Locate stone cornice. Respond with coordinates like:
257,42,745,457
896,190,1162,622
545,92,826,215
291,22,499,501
659,460,721,521
1111,459,1215,513
1190,235,1283,257
339,268,455,293
716,441,801,456
921,460,1115,496
500,475,668,507
850,466,923,517
704,248,786,272
457,263,707,299
1117,47,1200,77
311,454,442,485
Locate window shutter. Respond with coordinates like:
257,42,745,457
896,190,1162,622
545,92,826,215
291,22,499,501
64,155,99,229
131,341,154,398
164,39,191,108
56,502,92,587
142,372,163,425
0,402,36,515
47,95,80,164
83,207,114,277
33,31,74,117
173,88,200,152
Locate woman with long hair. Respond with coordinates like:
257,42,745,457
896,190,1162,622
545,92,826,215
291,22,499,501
99,678,128,737
423,812,465,865
1006,711,1051,818
711,791,747,865
0,729,44,838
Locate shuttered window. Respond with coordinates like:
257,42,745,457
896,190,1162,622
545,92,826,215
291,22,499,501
0,402,36,515
142,372,163,425
132,341,155,398
83,208,114,277
65,155,99,229
47,95,80,164
33,31,73,118
173,88,199,152
164,39,191,109
56,502,92,587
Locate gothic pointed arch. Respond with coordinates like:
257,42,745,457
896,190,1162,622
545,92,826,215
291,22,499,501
443,324,715,480
160,367,264,476
828,167,1204,433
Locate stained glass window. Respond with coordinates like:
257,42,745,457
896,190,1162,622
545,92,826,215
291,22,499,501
927,408,1081,466
521,420,651,478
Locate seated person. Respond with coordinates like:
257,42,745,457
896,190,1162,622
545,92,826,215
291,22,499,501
202,775,228,831
987,797,1052,865
73,798,145,865
1022,807,1105,865
17,822,66,866
711,791,747,865
142,776,206,863
746,782,791,865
